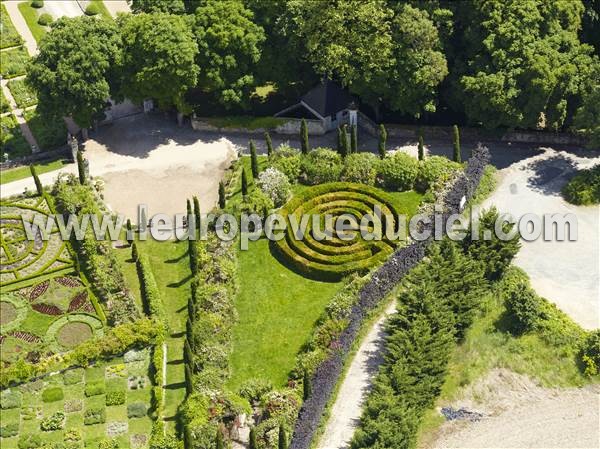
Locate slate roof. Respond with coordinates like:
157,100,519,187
301,80,354,117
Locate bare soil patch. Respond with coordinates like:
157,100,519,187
56,322,93,348
0,301,17,325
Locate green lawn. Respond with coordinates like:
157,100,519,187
7,78,37,109
116,238,190,430
1,3,24,49
0,47,30,79
17,2,48,43
0,158,70,185
228,238,344,389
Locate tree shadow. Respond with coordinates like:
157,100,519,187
167,274,192,288
165,381,186,390
524,154,579,196
167,359,184,366
170,331,185,339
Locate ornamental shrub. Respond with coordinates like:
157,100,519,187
301,148,343,185
562,164,600,205
218,181,226,209
0,422,18,438
127,402,148,418
85,3,100,15
265,132,273,157
250,140,259,178
37,13,53,26
17,433,42,449
581,330,600,376
378,124,387,159
105,390,126,406
0,389,22,409
84,407,106,425
241,167,249,196
415,156,461,193
378,151,419,191
40,411,65,431
257,167,291,207
239,378,273,403
31,0,43,7
341,153,379,185
300,119,309,154
269,144,302,182
84,380,105,397
42,387,63,403
239,189,274,218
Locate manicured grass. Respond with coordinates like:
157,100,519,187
1,114,30,159
0,158,70,185
416,291,591,447
116,238,190,430
7,78,37,109
17,2,47,43
23,108,67,150
206,115,286,130
228,238,343,389
0,47,30,79
1,4,24,49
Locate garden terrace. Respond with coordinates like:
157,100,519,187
0,349,154,449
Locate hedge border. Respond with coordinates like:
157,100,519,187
288,145,491,449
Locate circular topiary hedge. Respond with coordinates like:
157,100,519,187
273,183,402,280
84,3,100,15
31,0,44,8
37,13,53,26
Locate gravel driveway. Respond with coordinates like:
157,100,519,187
482,148,600,330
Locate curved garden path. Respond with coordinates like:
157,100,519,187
317,301,396,449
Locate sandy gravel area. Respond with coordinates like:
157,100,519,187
426,369,600,449
482,148,600,330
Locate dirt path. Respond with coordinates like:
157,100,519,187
3,1,38,56
318,301,396,449
425,369,600,449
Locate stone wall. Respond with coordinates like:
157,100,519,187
191,117,327,136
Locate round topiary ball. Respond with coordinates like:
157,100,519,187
37,13,53,26
84,3,100,15
31,0,44,8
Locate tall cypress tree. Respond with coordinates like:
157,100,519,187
250,140,259,178
452,125,461,163
249,428,257,449
218,181,226,209
185,363,193,396
184,338,194,367
378,124,387,159
193,196,201,232
303,370,312,400
265,132,273,157
350,124,358,153
341,125,350,156
76,150,86,185
300,119,309,154
215,430,224,449
126,219,133,246
30,164,43,195
278,424,287,449
337,126,346,157
131,241,138,262
241,167,248,196
418,131,425,161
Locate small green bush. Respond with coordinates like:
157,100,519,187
269,145,302,182
105,390,126,406
84,3,100,15
1,389,22,409
37,13,53,26
127,402,147,418
562,164,600,205
378,151,419,191
0,422,19,438
40,411,65,431
301,148,343,185
239,378,274,403
63,368,84,385
581,330,600,376
41,387,64,403
415,156,461,193
17,433,43,449
341,153,379,185
84,407,106,425
31,0,43,8
85,380,105,397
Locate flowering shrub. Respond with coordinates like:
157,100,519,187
40,411,65,431
257,167,291,207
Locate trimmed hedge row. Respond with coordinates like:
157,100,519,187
273,183,402,280
135,253,167,328
288,146,491,449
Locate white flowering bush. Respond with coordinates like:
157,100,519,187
257,167,291,207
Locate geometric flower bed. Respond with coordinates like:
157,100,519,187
0,196,73,286
0,276,103,366
0,349,153,449
274,182,403,280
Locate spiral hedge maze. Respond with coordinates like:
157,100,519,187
1,196,73,286
274,183,404,280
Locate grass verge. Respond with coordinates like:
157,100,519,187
17,2,47,44
0,158,70,184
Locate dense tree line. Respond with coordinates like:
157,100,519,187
28,0,599,142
